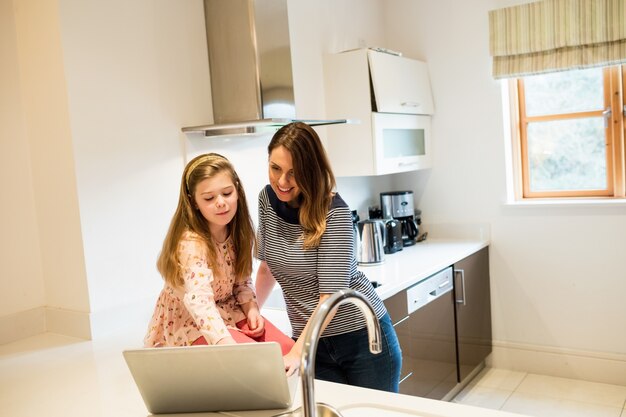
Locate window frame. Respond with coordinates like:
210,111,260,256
508,66,626,200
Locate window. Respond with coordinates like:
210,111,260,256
509,66,626,199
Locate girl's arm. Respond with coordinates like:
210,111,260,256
234,272,265,337
180,235,236,345
239,299,265,338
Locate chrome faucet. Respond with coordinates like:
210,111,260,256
298,289,382,417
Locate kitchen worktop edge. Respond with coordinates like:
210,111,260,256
224,378,526,417
358,238,489,301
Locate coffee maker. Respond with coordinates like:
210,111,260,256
380,191,419,246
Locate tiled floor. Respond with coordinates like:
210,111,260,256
1,326,625,417
453,368,626,417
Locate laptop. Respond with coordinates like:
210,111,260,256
123,342,297,414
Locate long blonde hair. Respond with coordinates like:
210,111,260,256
157,153,255,287
268,122,336,248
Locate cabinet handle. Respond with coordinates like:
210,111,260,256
399,371,414,384
455,269,466,306
393,315,410,327
401,101,420,108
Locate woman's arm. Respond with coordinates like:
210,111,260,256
282,293,336,375
282,206,353,373
254,261,276,308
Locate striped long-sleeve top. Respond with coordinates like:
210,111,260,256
256,185,387,339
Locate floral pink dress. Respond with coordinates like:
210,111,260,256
144,230,256,347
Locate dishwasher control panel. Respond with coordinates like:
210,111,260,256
406,266,454,315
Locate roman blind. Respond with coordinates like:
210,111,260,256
489,0,626,79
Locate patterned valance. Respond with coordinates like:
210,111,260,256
489,0,626,79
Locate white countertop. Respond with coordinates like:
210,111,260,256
358,238,489,300
212,378,526,417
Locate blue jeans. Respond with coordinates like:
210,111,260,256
313,313,402,392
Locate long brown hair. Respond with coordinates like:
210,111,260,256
268,122,336,248
157,153,255,287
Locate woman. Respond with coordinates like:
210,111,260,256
255,122,402,392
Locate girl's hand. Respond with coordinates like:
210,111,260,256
243,308,265,338
283,350,301,376
216,336,237,345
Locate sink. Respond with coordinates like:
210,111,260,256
273,402,443,417
272,403,339,417
339,402,442,417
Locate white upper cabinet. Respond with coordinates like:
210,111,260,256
323,48,435,177
368,51,434,115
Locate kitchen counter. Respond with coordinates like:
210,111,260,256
262,238,490,335
209,378,526,417
358,238,489,300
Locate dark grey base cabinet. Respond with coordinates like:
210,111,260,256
383,246,492,400
454,246,492,384
385,286,457,399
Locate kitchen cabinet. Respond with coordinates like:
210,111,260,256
384,293,414,392
384,268,457,400
323,48,435,177
453,247,493,383
367,50,435,115
382,246,492,400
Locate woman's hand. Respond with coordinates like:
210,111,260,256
283,349,301,376
280,294,332,376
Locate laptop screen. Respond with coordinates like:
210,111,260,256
123,342,296,414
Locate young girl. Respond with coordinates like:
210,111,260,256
144,153,294,354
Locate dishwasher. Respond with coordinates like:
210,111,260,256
388,266,457,400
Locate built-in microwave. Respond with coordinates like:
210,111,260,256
372,112,432,175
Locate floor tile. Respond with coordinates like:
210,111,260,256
471,368,527,391
452,384,512,410
0,332,83,357
0,332,146,417
515,373,626,408
502,391,623,417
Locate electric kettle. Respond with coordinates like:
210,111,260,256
356,219,385,265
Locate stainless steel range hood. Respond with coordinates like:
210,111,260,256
182,0,347,137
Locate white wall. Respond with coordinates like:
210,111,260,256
385,0,626,384
0,0,47,342
56,0,212,336
0,0,92,341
